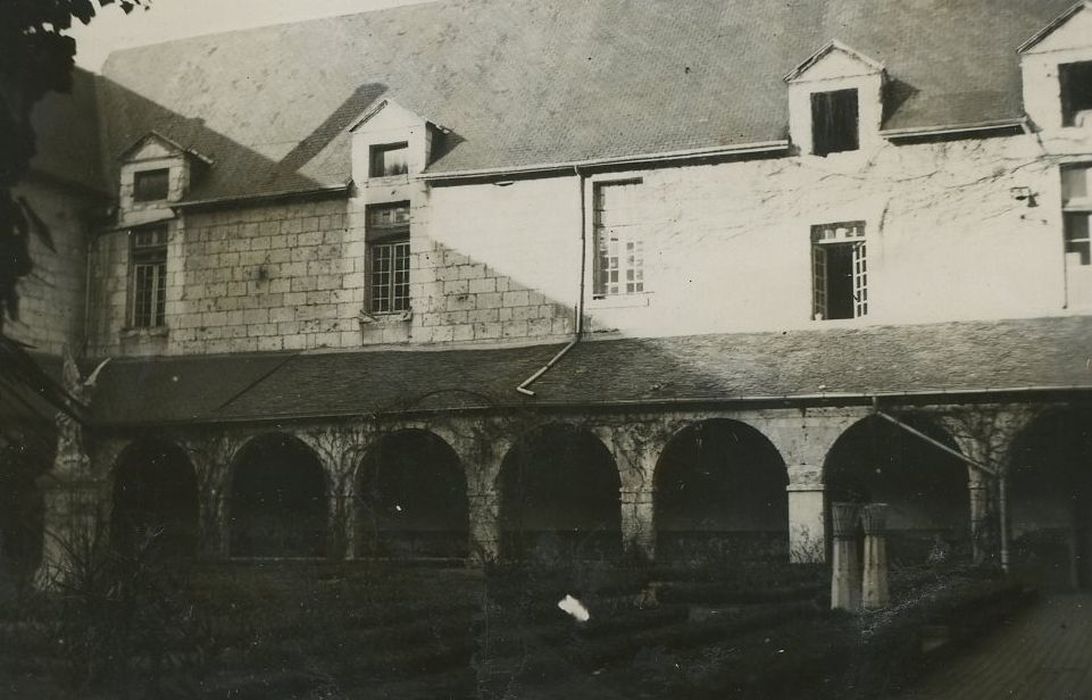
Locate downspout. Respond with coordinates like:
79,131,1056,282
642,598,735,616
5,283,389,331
516,166,586,396
872,401,1010,572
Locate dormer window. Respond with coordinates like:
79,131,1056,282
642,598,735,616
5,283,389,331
812,89,859,156
369,142,409,177
133,168,169,202
1061,61,1092,127
784,41,884,157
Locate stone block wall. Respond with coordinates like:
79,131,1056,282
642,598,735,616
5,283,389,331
6,179,91,355
88,193,575,356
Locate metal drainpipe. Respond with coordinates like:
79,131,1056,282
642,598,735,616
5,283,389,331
515,166,586,397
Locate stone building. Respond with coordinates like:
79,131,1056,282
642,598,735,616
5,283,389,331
6,0,1092,590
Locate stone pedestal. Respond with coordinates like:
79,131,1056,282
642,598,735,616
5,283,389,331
787,465,825,563
861,503,890,610
620,489,655,562
35,474,108,589
830,502,861,611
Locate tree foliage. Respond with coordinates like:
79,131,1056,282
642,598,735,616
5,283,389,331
0,0,147,328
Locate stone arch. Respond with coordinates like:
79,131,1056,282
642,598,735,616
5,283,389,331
1008,407,1092,590
824,415,970,566
654,418,788,563
497,423,622,562
228,433,328,558
354,429,469,559
110,437,199,559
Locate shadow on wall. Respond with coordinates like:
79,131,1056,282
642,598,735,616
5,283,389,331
1009,408,1092,592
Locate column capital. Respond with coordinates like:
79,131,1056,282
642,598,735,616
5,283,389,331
786,464,823,491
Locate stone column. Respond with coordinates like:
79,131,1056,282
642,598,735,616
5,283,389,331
830,502,861,611
861,503,890,610
594,422,662,563
620,487,656,562
36,474,108,588
968,470,995,565
467,490,501,563
787,464,825,563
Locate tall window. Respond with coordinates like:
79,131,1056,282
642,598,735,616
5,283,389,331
811,89,859,156
593,180,645,299
367,202,411,313
812,221,867,320
369,142,410,177
133,168,169,202
1063,165,1092,265
129,225,168,328
1060,61,1092,128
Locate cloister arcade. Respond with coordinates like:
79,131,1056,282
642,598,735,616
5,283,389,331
53,400,1089,589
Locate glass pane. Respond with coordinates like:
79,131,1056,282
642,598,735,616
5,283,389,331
1062,166,1090,203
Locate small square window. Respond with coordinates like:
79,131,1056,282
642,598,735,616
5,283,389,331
133,168,170,202
811,89,859,156
369,142,410,178
1060,61,1092,128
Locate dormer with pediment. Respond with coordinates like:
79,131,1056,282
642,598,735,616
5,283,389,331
117,131,211,226
348,99,448,204
784,41,886,157
1019,1,1092,134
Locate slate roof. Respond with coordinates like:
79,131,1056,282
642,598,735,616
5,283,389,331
29,68,107,194
91,0,1075,202
89,316,1092,427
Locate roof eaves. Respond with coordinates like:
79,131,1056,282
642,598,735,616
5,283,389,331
1017,0,1090,54
783,39,885,83
173,181,351,210
421,141,791,182
880,117,1029,139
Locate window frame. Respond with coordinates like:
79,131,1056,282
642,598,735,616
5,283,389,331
1059,60,1092,128
591,178,647,300
128,224,168,329
1062,163,1092,266
369,142,410,178
811,221,867,321
365,202,412,314
132,168,170,203
811,88,860,156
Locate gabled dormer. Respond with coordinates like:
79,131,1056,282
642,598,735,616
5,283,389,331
1019,1,1092,132
784,41,885,156
117,131,211,224
348,99,449,192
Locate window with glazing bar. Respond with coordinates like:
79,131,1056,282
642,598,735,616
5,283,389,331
811,221,867,320
593,179,645,298
129,225,168,328
1063,165,1092,265
367,202,411,313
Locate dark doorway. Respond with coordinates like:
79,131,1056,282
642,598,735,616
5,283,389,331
825,416,970,566
112,440,199,559
356,430,469,559
499,425,621,562
1010,409,1092,590
655,420,788,563
229,434,327,558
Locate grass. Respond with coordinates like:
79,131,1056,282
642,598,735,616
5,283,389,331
0,557,1031,698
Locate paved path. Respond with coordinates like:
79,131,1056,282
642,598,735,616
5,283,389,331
901,595,1092,699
